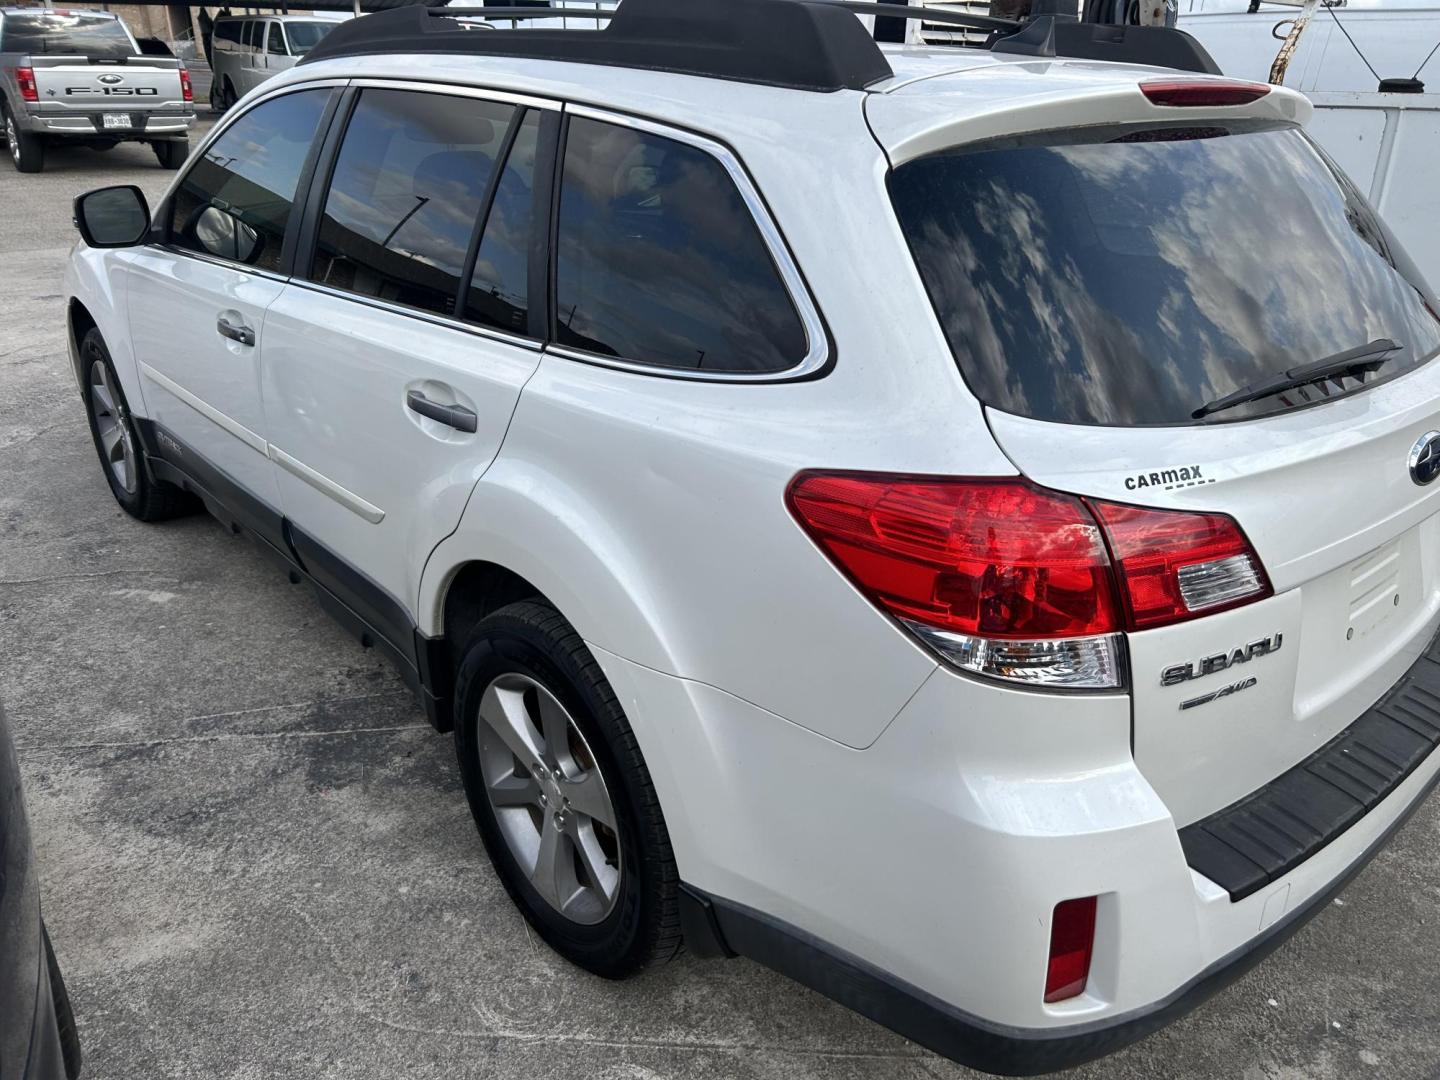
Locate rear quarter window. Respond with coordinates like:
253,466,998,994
889,123,1440,426
554,115,809,375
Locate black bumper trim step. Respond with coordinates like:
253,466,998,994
1180,626,1440,901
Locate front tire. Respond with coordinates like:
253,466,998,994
78,328,193,522
454,601,681,978
3,108,44,173
152,138,188,169
42,924,81,1080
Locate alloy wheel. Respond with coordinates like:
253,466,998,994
89,358,136,494
476,672,622,924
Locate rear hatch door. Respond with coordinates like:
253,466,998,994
876,72,1440,825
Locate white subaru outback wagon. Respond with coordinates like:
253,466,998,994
63,0,1440,1071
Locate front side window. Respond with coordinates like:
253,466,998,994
464,110,541,335
267,23,286,55
889,123,1440,426
554,116,808,374
169,89,329,273
310,89,513,317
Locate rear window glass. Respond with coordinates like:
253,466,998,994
889,124,1440,426
283,21,334,55
2,12,132,57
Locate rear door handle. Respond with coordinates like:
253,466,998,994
406,390,478,433
217,315,256,346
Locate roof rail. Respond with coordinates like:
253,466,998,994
299,0,1222,89
300,0,901,92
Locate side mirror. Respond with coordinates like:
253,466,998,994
193,205,263,264
73,186,151,248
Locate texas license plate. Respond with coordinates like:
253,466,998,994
101,113,132,130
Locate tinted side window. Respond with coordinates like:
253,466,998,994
215,20,240,44
169,89,328,273
554,116,807,373
463,110,540,336
267,23,286,55
310,89,512,317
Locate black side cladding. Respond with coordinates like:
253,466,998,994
1181,626,1440,901
298,0,896,92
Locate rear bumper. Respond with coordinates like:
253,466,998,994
593,631,1440,1074
22,109,194,138
683,753,1440,1075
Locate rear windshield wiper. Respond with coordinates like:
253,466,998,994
1192,338,1404,420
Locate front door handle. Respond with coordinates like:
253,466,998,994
406,390,477,433
217,315,256,346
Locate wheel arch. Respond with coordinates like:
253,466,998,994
67,297,98,387
64,253,145,414
420,473,681,679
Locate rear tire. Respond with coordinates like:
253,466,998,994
152,138,187,169
42,924,81,1080
453,601,682,979
3,108,44,173
220,77,238,112
78,328,194,522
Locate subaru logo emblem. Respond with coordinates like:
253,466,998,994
1408,431,1440,486
98,74,123,85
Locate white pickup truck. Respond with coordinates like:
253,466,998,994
0,7,195,173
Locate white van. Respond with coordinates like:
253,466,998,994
1178,0,1440,289
209,14,342,110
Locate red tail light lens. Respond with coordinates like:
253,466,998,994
1045,896,1097,1003
179,66,194,103
1141,79,1271,107
17,67,39,103
786,473,1119,638
787,472,1270,689
1087,500,1271,630
787,473,1123,688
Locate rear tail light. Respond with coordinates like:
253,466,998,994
16,67,38,103
1045,896,1097,1003
1089,501,1270,629
179,66,193,103
786,472,1270,690
1141,79,1271,107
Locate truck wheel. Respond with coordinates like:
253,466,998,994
153,138,188,170
4,109,44,173
209,79,228,113
453,600,682,979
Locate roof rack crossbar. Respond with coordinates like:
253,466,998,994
301,0,899,92
440,2,1022,36
299,0,1223,88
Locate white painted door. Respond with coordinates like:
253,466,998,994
123,87,334,515
259,87,548,618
